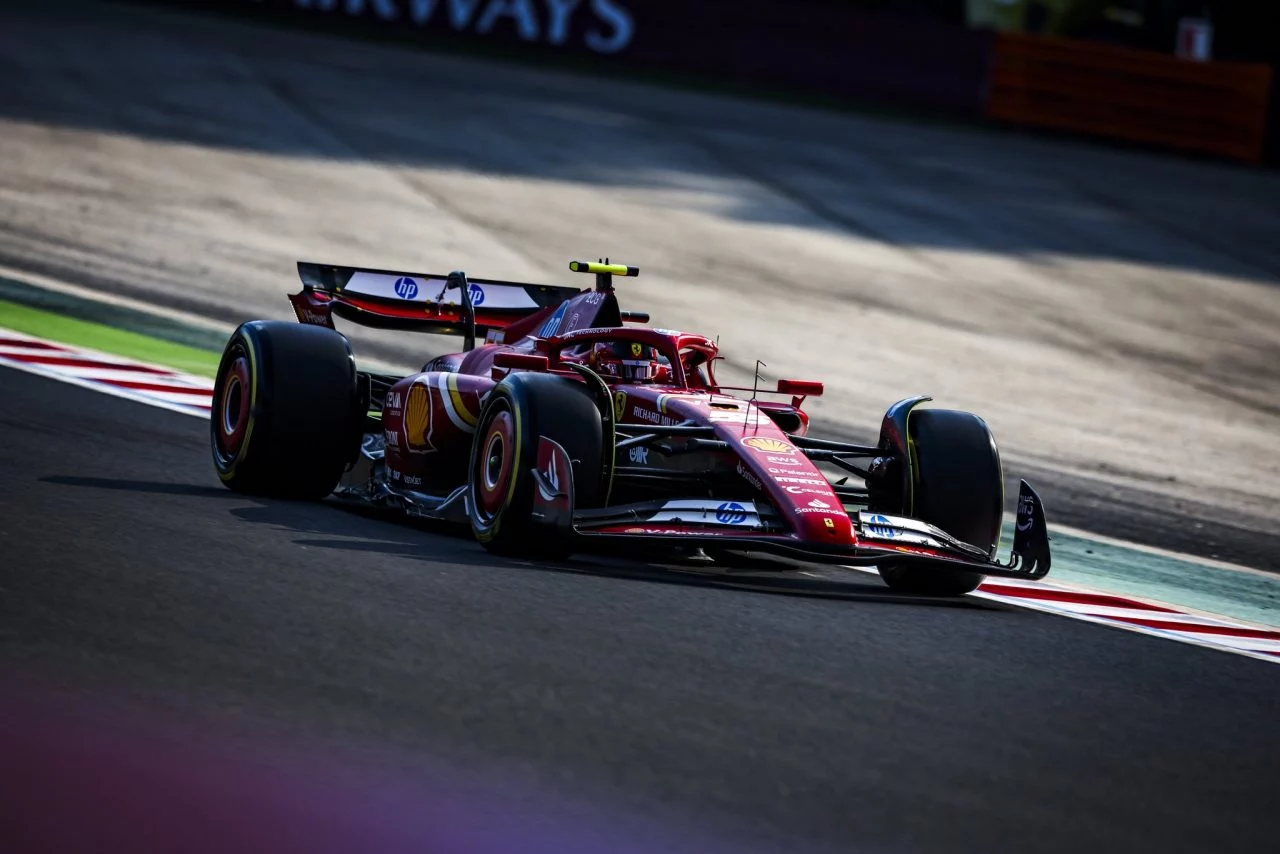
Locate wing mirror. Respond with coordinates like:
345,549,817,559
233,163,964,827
777,379,823,397
777,379,823,409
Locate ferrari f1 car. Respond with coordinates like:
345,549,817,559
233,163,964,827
210,259,1051,595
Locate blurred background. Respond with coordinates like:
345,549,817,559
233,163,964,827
150,0,1280,162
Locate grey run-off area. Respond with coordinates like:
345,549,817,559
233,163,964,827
0,0,1277,564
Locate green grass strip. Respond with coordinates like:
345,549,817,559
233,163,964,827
0,299,221,378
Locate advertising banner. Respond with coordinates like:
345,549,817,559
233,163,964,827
146,0,993,115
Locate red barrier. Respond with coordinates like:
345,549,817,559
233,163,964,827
987,32,1273,163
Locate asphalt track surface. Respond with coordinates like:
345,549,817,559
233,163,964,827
0,0,1278,568
3,367,1279,853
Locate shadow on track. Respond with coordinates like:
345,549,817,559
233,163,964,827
40,472,997,608
294,519,995,611
39,475,241,499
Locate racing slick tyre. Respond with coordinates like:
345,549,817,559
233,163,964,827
468,372,604,559
877,409,1002,597
211,321,361,500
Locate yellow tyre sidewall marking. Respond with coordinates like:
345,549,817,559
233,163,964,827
217,328,260,482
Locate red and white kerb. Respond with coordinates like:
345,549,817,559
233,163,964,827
966,576,1280,663
0,329,213,417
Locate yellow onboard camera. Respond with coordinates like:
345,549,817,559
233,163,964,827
570,259,639,292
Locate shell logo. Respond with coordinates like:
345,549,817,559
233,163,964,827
405,384,431,448
742,436,795,454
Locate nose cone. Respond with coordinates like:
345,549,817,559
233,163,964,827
719,414,853,543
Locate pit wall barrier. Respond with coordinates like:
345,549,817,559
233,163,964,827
987,31,1274,164
129,1,1273,164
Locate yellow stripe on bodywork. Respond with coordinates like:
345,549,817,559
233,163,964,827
446,374,479,427
437,373,478,432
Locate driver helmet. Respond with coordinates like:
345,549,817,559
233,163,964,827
589,341,670,383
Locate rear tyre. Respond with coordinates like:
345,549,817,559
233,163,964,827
211,321,361,499
468,373,603,559
877,409,1003,596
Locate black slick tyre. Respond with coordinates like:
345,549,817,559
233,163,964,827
468,372,603,559
877,408,1003,596
211,321,361,499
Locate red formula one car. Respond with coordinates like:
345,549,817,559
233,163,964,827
210,260,1050,595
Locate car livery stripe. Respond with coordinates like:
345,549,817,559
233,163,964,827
445,373,479,428
0,327,213,417
436,373,478,432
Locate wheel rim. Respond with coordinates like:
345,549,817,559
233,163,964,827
475,408,515,521
483,432,505,490
215,355,251,461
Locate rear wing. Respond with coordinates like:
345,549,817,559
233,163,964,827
290,261,583,340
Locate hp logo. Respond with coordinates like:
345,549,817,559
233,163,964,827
866,514,896,538
394,277,419,299
468,283,485,306
715,502,748,525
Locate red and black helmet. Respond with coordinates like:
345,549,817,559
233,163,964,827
588,341,669,383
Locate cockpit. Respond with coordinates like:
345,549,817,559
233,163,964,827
558,331,719,389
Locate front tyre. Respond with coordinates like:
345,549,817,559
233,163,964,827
211,321,361,499
877,408,1003,596
468,373,603,559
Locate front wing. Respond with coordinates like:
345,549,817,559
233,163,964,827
536,458,1051,581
